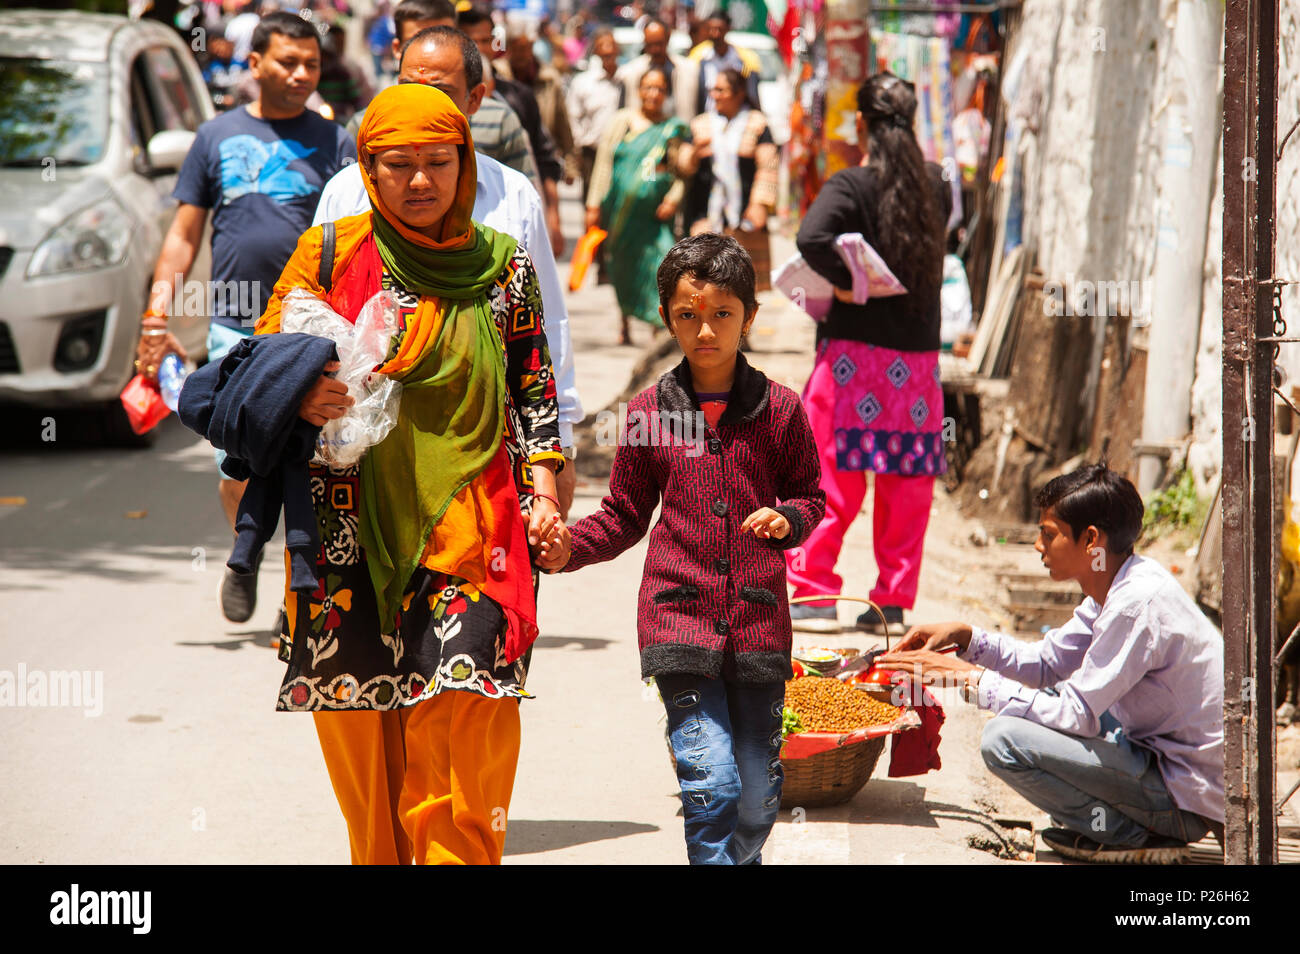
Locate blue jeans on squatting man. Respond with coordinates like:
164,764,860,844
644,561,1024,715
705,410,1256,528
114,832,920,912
657,674,785,865
981,712,1212,847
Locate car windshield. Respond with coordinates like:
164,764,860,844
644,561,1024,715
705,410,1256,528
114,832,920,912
0,58,108,166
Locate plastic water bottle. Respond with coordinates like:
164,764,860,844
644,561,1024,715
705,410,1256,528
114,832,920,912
158,353,188,412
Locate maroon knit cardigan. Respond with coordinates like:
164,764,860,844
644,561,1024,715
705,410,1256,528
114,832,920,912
563,353,826,683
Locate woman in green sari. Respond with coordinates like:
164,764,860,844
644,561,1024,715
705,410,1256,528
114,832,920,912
583,67,692,345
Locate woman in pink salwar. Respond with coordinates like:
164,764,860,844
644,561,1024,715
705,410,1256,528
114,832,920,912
787,73,951,634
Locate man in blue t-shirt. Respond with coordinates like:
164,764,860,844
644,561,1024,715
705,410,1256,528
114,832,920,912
136,11,356,626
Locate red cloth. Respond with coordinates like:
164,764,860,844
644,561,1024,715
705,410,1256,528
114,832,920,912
887,676,945,776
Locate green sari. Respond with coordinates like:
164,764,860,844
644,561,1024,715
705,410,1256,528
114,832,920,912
600,115,689,325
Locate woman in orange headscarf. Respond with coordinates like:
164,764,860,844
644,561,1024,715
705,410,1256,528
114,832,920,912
256,83,567,865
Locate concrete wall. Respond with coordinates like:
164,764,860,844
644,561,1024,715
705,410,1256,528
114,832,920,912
1000,0,1234,493
1186,0,1300,496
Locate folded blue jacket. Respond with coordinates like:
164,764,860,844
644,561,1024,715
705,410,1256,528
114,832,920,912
178,333,338,594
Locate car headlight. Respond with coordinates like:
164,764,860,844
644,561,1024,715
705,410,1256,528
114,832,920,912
26,196,133,278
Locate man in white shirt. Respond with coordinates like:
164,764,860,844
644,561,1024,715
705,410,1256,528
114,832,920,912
314,27,583,516
223,0,266,64
616,18,699,124
566,28,625,204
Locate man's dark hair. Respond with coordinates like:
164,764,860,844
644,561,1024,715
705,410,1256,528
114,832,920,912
706,9,731,25
251,11,321,56
394,0,457,33
1034,462,1145,556
657,233,758,320
456,2,494,30
400,25,483,88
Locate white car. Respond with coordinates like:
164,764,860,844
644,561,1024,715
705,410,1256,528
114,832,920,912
0,10,213,444
613,27,791,144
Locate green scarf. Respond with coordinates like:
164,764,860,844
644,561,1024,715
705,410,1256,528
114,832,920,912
359,218,518,632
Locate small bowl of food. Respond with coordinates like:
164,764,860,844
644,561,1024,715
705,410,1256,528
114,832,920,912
792,647,843,676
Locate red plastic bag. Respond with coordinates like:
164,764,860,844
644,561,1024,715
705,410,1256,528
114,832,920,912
120,374,170,434
568,226,607,292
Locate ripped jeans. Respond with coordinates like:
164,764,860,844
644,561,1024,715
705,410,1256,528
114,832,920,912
656,674,785,865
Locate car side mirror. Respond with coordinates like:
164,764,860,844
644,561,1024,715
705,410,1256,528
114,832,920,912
145,129,196,174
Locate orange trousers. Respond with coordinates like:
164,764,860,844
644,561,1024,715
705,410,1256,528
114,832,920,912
312,691,521,865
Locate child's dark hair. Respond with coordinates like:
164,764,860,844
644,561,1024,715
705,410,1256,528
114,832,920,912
1034,462,1144,556
656,233,758,320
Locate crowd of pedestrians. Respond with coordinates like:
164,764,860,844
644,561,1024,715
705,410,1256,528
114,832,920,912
194,2,778,346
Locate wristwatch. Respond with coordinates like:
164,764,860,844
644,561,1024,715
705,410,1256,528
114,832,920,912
562,445,577,461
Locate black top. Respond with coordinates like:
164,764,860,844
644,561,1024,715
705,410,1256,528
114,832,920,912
795,162,951,352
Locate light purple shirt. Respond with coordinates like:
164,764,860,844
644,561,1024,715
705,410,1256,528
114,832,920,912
961,554,1224,822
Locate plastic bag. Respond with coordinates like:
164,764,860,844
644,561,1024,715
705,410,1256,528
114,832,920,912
120,373,170,434
569,226,607,291
281,288,403,466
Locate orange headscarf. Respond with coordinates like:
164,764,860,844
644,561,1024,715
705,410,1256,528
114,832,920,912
356,82,479,250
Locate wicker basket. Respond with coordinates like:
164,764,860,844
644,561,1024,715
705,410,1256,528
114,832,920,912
780,734,887,808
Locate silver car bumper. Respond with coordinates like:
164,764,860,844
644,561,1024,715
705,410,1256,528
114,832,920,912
0,246,150,407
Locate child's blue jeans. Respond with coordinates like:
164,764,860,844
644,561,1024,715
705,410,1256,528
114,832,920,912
656,673,785,865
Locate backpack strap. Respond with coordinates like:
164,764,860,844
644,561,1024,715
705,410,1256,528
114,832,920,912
318,220,336,293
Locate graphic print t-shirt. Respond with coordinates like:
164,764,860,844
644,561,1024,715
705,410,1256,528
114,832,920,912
174,107,356,329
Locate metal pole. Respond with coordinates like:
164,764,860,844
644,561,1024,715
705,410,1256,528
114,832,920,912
1221,0,1279,866
1221,0,1252,867
1252,0,1280,865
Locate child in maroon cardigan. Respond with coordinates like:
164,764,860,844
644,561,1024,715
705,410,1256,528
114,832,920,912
540,233,826,864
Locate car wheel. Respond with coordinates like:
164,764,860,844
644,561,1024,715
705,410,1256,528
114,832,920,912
92,398,158,449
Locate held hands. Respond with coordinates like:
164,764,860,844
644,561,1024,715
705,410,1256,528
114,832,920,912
655,199,678,222
298,361,353,426
832,286,856,304
741,507,790,541
529,497,571,570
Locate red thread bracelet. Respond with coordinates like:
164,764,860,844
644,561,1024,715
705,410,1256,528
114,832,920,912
534,492,560,509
